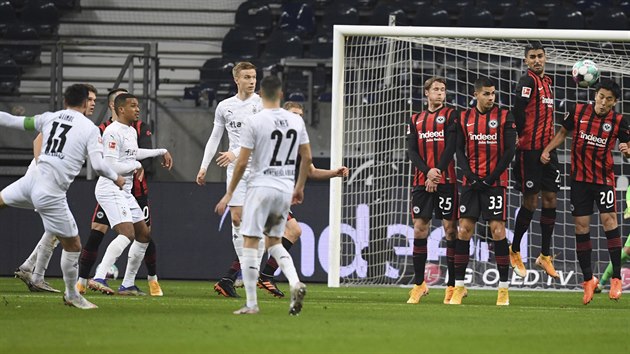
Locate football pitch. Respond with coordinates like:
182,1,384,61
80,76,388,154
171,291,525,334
0,277,628,354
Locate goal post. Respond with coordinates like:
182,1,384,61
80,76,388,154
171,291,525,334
329,25,630,288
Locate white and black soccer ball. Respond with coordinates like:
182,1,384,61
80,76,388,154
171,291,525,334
105,264,119,280
572,59,600,88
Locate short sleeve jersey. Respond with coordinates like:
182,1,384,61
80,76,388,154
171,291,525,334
214,93,263,153
240,108,310,191
35,109,103,191
96,121,139,193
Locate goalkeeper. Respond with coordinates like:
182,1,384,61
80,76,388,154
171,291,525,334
596,185,630,293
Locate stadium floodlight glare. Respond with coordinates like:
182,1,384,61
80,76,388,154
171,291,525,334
329,25,630,288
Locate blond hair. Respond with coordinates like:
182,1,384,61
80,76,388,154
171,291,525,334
283,101,304,111
423,76,446,92
232,61,257,78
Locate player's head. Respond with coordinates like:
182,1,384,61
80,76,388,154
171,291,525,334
593,79,620,116
84,84,97,117
114,93,139,124
524,42,546,76
107,88,128,119
424,77,446,108
63,84,89,111
473,77,496,112
260,75,283,103
284,101,304,117
233,61,257,96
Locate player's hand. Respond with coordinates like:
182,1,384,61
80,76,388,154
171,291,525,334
161,151,173,170
292,187,304,205
196,168,206,186
540,150,551,164
216,151,236,168
135,167,145,182
334,166,349,178
114,175,125,190
427,168,442,183
425,179,438,193
619,142,630,156
214,193,231,215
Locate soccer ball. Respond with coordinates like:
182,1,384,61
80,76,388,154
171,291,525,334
572,59,600,88
105,264,119,280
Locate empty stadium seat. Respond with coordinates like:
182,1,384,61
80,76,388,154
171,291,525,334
4,24,41,64
322,3,359,32
21,0,60,37
457,7,493,27
547,8,584,29
369,2,408,25
261,30,303,61
234,1,273,38
435,0,472,14
501,7,538,28
0,1,18,37
279,2,316,39
221,27,258,62
413,6,449,26
590,7,628,30
0,54,20,94
308,31,333,59
199,58,235,94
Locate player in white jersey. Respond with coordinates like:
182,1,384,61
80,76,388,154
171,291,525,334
0,84,125,309
215,75,313,315
195,61,264,297
89,93,173,296
14,84,98,293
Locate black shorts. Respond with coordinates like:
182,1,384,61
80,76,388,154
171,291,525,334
570,180,616,216
411,184,458,221
458,186,507,221
92,196,151,227
513,149,561,194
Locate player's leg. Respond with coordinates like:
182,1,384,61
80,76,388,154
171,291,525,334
77,204,110,293
118,199,150,296
407,188,433,304
449,217,474,305
599,207,622,301
258,213,300,298
234,235,261,314
213,205,243,298
572,181,598,304
28,232,60,292
599,238,630,290
535,190,559,278
138,198,162,296
482,187,510,305
56,235,97,309
510,149,537,256
439,183,458,304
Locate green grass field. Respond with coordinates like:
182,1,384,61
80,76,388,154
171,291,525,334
0,277,628,354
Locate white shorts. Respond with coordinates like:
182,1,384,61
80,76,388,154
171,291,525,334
1,169,78,237
226,166,249,207
95,187,144,228
240,186,291,238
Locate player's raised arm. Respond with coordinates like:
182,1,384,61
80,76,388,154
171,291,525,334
0,111,36,130
541,107,575,164
307,164,348,180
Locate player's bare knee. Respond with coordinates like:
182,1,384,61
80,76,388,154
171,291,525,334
442,220,457,240
522,193,538,211
489,222,506,240
600,213,618,231
113,223,135,240
91,222,108,233
58,235,81,252
541,191,557,208
133,221,151,242
457,220,474,241
284,219,301,242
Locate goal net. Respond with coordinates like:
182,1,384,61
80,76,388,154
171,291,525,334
328,26,630,289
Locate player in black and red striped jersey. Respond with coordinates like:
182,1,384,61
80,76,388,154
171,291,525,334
450,77,516,306
510,43,561,280
405,77,458,305
76,88,163,297
541,79,630,304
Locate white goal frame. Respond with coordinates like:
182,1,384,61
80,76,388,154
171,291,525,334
328,25,630,287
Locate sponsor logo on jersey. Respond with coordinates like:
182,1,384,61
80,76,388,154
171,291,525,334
108,141,116,149
228,121,242,128
521,87,531,98
579,130,608,147
541,96,554,106
468,132,498,141
488,119,498,128
418,130,444,140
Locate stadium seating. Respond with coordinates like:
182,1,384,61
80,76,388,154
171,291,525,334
0,54,20,94
221,27,258,62
590,7,628,30
413,5,449,26
199,58,235,94
234,1,273,38
457,7,494,27
279,1,316,39
321,2,360,33
4,24,41,64
308,31,333,59
21,0,60,37
501,7,538,28
0,1,18,37
261,30,303,61
435,0,472,14
547,7,584,29
52,0,75,10
369,2,408,25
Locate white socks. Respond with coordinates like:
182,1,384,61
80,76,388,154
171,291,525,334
61,250,80,298
121,241,149,288
257,236,266,267
241,247,259,308
232,224,243,261
31,232,57,284
94,235,130,280
499,281,509,289
268,244,299,288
